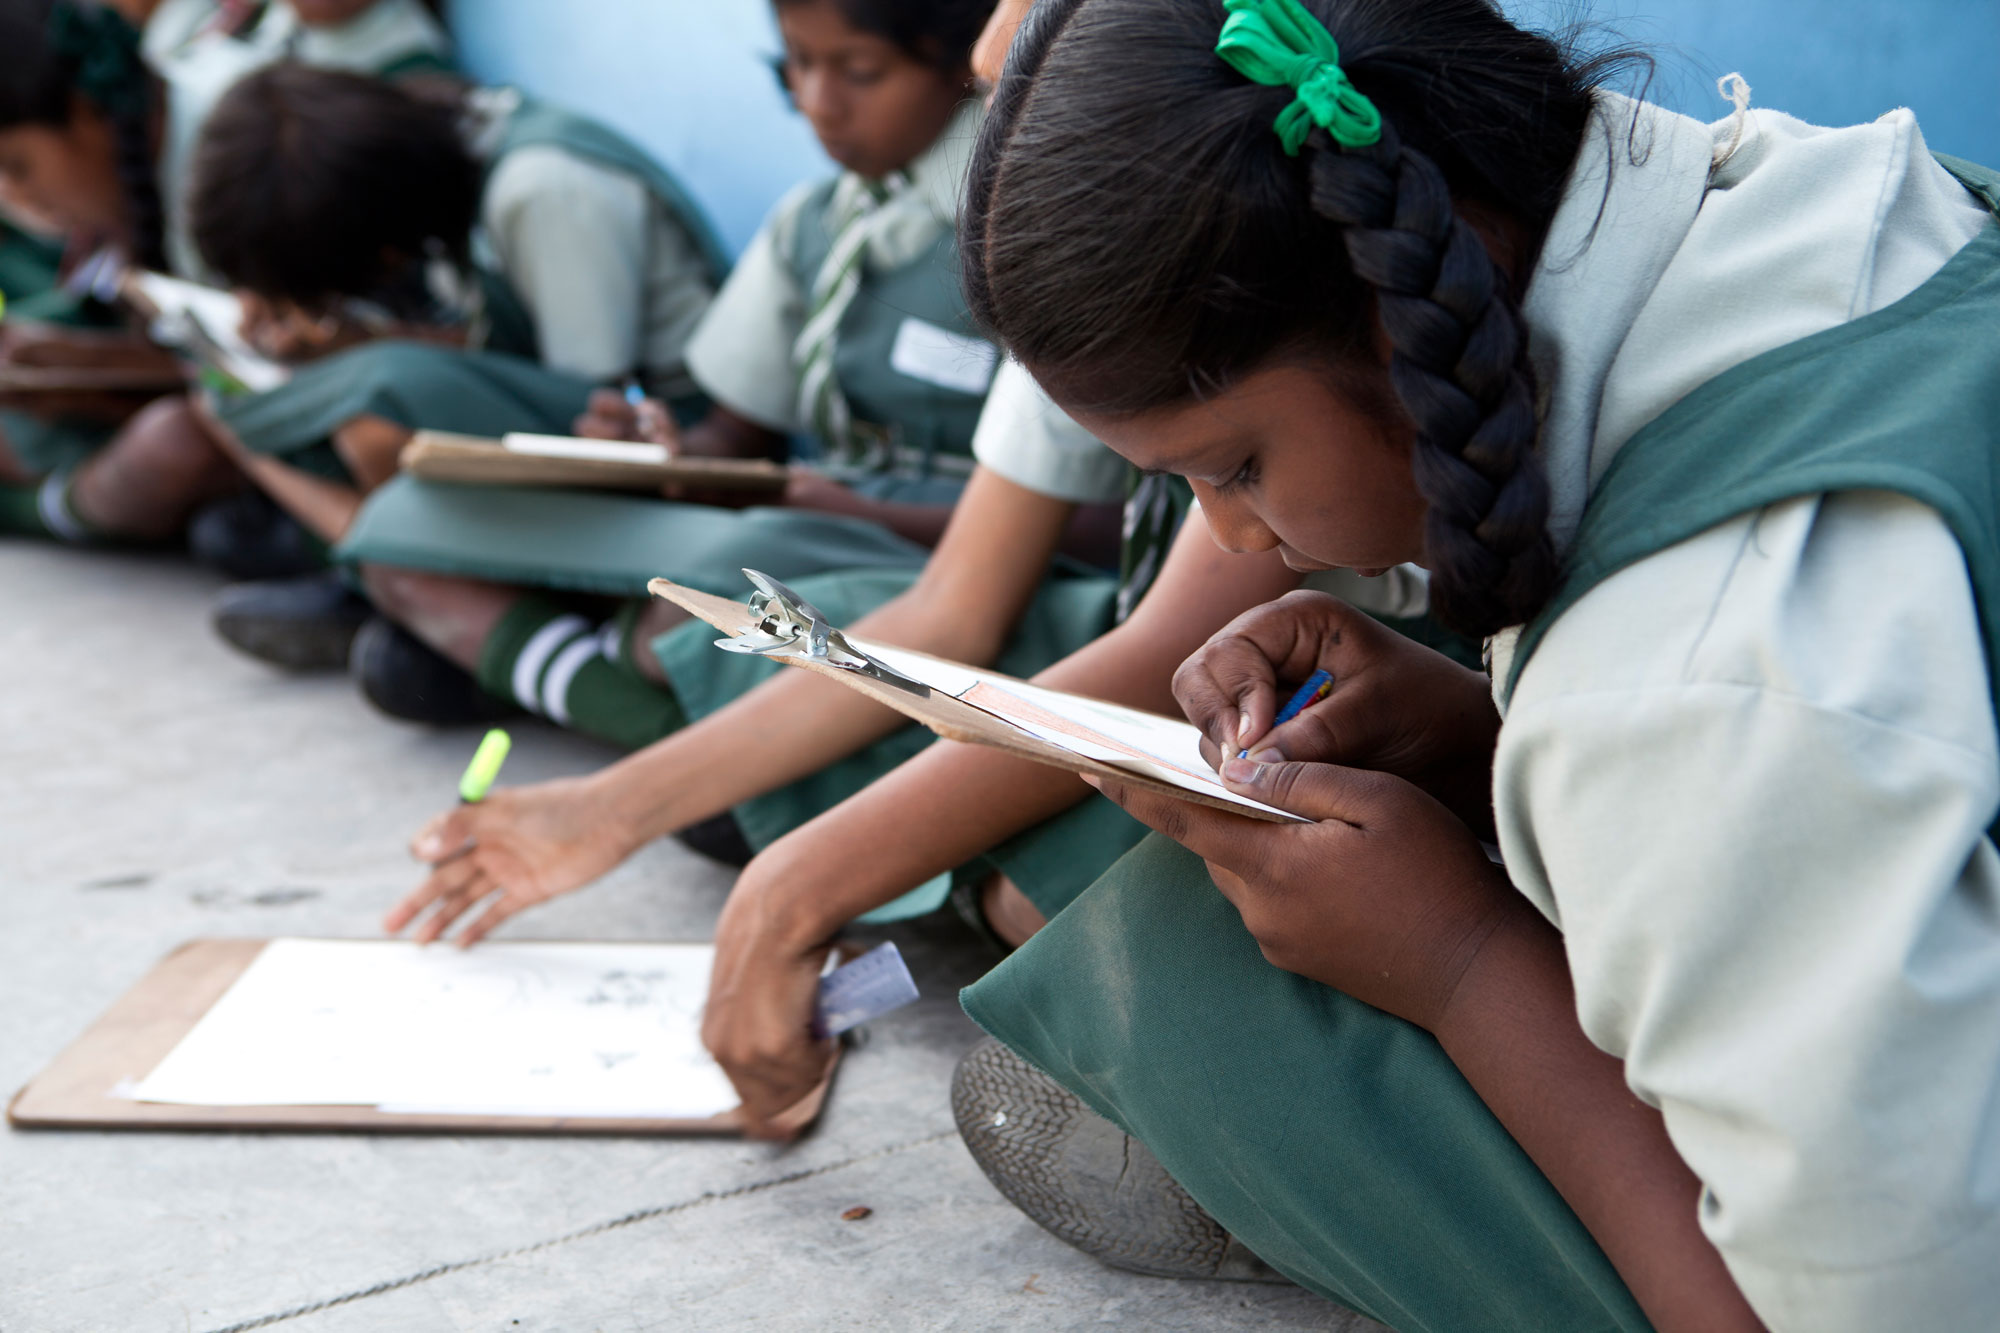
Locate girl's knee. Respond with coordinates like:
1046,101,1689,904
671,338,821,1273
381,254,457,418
331,416,414,492
115,397,232,484
983,873,1049,949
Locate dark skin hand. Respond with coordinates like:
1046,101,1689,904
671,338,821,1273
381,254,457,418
1176,589,1501,838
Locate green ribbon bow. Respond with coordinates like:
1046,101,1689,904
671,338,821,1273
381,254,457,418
48,0,148,119
1216,0,1381,155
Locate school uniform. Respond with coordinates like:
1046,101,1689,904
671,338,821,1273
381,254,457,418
210,88,725,480
334,97,996,599
965,96,2000,1331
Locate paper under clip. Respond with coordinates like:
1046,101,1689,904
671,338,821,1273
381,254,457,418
716,569,930,697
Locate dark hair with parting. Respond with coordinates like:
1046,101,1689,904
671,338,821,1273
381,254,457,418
965,0,1641,637
188,64,483,313
0,0,166,270
773,0,997,73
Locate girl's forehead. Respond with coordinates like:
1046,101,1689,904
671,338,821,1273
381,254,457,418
775,0,904,54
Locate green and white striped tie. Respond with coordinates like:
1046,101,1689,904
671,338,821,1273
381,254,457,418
793,171,907,462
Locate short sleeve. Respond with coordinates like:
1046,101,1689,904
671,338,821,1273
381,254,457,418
682,183,818,432
970,360,1128,503
481,146,648,383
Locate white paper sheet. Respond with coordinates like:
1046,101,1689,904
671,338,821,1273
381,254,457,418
501,433,672,465
859,643,1305,822
128,271,289,394
131,939,739,1118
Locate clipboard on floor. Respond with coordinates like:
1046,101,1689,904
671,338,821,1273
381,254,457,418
649,574,1306,824
8,938,835,1137
402,431,791,497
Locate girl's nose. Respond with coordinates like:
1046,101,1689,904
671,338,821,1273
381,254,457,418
1192,484,1280,555
793,70,845,131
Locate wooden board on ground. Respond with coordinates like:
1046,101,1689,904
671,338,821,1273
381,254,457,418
402,431,790,496
648,579,1299,823
7,938,832,1137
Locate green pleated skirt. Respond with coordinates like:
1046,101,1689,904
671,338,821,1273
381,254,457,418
214,340,600,459
339,476,964,599
960,833,1653,1332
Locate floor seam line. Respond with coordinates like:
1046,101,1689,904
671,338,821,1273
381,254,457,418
197,1128,958,1333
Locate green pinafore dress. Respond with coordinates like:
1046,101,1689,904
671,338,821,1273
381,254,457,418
958,158,2000,1333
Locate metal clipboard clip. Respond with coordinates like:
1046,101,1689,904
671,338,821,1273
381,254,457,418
716,569,930,698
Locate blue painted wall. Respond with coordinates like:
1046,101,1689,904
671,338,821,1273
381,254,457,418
449,0,1998,258
446,0,828,256
1508,1,1998,163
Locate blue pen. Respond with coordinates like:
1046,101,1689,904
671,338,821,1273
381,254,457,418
622,376,646,407
1239,668,1334,758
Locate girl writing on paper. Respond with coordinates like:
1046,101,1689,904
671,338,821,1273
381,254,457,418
940,0,2000,1330
181,61,731,655
260,0,1085,719
0,0,454,548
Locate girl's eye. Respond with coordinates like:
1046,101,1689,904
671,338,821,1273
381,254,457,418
842,64,887,87
1218,458,1259,492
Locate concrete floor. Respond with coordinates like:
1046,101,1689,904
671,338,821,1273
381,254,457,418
0,542,1381,1333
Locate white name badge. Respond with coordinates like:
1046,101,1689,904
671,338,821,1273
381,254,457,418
889,317,1000,396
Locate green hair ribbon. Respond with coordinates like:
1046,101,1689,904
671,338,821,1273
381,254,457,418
47,1,148,119
1216,0,1381,155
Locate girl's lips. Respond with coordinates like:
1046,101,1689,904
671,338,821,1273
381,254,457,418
1279,547,1334,573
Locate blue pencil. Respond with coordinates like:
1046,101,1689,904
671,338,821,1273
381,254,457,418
1239,669,1334,758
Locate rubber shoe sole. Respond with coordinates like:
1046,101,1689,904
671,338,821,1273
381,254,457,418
211,576,368,672
952,1038,1288,1283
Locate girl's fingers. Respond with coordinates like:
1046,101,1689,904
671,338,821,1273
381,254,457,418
454,892,529,949
1217,756,1384,827
410,806,478,863
1086,775,1280,874
412,871,499,944
383,851,483,932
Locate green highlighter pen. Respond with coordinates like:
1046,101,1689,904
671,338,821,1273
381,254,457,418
457,728,513,804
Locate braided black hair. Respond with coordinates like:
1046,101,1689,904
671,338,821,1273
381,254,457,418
964,0,1638,637
0,0,166,271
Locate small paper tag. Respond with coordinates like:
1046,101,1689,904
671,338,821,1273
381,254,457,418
889,318,999,395
815,942,920,1037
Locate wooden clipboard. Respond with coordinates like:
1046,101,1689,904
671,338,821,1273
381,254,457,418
648,579,1296,823
402,432,791,496
7,938,834,1137
0,361,186,396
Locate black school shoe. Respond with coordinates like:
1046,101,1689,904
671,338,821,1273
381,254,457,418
187,491,326,581
212,573,371,671
350,616,516,726
952,1038,1290,1284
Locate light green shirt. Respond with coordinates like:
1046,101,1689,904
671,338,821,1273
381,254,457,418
1494,94,1996,1330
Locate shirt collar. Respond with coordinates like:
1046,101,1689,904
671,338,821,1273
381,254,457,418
1519,91,1719,552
